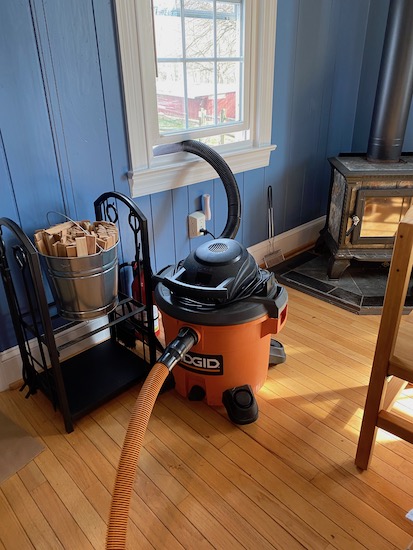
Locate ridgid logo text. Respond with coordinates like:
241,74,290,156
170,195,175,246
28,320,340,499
180,352,223,375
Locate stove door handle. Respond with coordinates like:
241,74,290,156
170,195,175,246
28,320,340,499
345,215,360,237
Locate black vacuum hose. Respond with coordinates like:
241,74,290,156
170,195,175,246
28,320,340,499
153,140,241,239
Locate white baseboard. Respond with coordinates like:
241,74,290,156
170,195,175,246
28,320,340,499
247,216,325,266
0,317,110,392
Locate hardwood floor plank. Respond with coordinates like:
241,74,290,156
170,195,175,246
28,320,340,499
1,474,64,550
27,481,94,549
0,490,34,549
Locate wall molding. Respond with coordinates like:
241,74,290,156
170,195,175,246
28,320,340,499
0,318,109,392
247,216,326,266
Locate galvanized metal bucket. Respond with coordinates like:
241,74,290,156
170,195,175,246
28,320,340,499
42,243,119,320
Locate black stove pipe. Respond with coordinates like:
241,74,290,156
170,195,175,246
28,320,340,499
367,0,413,163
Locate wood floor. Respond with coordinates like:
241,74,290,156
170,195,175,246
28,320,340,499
1,287,413,549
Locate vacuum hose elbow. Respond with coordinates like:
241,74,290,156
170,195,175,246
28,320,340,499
106,327,198,549
153,140,241,239
157,326,198,370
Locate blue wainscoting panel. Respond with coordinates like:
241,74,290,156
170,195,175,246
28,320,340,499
282,0,335,230
213,176,233,240
33,0,116,222
3,0,411,357
352,0,389,153
149,191,176,273
0,132,22,352
405,106,413,152
318,0,370,215
0,0,64,236
270,0,299,237
92,0,130,197
242,169,265,248
171,186,191,263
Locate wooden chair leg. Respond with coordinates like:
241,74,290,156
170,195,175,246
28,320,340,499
355,373,387,470
355,375,409,469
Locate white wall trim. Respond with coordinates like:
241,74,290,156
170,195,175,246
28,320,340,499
0,318,110,392
247,216,326,266
129,145,276,197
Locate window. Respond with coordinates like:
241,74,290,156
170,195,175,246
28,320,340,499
114,0,277,197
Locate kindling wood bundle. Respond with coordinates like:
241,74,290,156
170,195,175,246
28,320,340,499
34,220,119,257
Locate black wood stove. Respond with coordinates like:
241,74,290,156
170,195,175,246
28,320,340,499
320,154,413,278
319,0,413,278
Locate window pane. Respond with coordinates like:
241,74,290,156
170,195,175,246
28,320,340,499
153,1,183,58
217,61,241,123
156,62,186,132
217,2,241,57
187,61,215,127
184,1,214,59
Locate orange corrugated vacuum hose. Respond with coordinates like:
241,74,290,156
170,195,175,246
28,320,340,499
106,361,169,549
106,327,198,550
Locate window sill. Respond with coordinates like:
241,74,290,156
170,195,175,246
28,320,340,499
128,144,276,197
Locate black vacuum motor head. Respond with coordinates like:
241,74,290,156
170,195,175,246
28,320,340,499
181,238,259,299
156,237,277,306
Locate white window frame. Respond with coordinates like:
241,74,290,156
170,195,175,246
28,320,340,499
114,0,277,198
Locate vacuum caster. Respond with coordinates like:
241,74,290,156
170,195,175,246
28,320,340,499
222,384,258,425
269,338,286,366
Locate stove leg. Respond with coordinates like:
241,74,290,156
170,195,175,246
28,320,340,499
327,257,350,279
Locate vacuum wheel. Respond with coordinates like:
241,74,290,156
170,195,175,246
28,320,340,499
222,385,258,425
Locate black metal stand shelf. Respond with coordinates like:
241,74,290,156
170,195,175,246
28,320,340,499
37,339,149,421
0,192,160,433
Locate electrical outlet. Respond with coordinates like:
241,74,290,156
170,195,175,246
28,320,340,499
188,211,205,238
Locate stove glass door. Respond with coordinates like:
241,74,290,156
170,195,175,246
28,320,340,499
352,189,413,244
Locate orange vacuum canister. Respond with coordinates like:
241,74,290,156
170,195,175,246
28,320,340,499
155,238,288,424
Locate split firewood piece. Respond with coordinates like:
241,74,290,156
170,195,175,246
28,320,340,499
43,232,60,255
79,220,92,231
66,245,77,257
52,241,68,257
44,221,74,235
75,236,89,257
86,234,97,255
34,231,48,255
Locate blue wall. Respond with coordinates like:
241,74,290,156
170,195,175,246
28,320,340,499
1,0,412,351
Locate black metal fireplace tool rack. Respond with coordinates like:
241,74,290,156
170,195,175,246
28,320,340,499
0,192,162,433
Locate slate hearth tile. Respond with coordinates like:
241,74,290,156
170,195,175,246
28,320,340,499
283,271,334,294
362,295,385,308
329,287,362,307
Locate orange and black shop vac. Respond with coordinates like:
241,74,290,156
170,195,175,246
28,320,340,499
106,141,287,549
153,140,287,424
